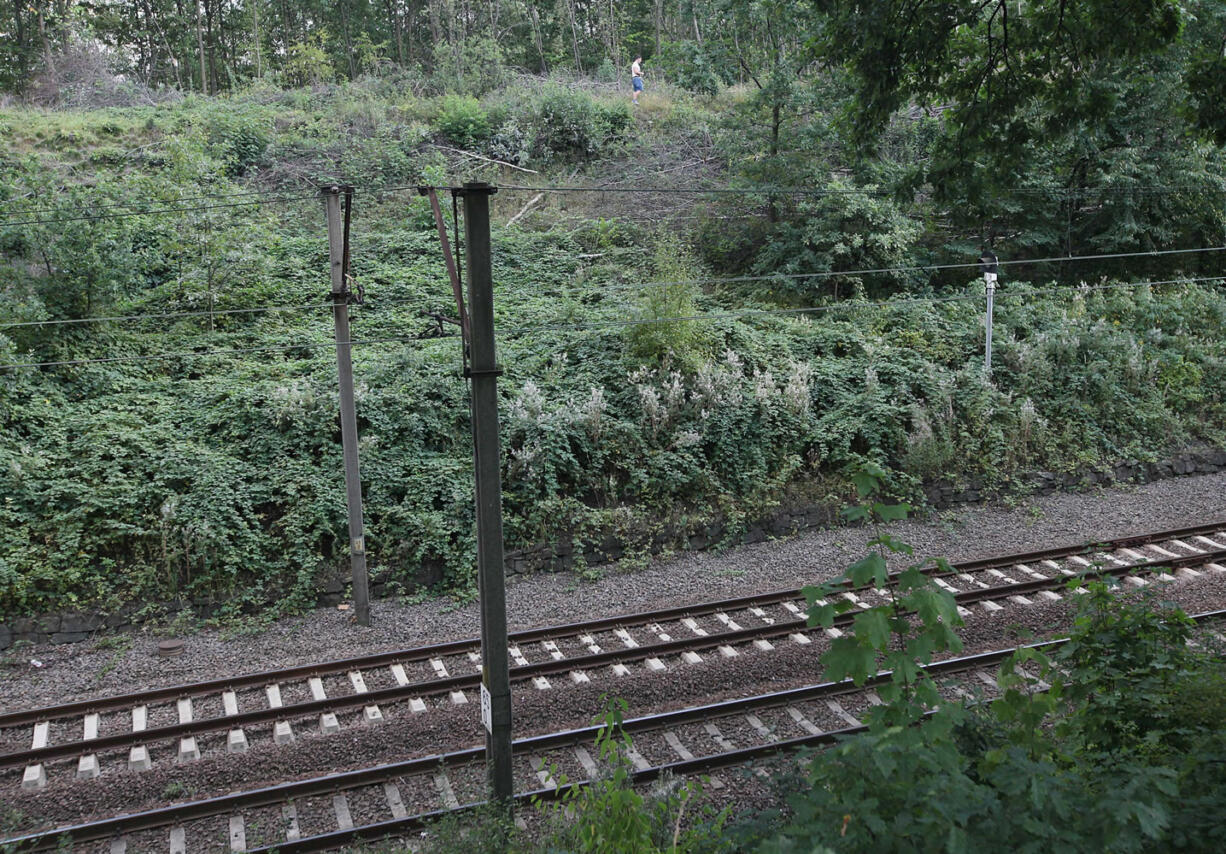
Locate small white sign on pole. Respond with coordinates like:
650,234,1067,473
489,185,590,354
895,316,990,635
480,682,493,733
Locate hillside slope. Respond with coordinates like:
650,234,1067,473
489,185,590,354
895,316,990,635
1,78,1224,619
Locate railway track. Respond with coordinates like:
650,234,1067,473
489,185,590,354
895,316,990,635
5,520,1226,791
6,608,1224,854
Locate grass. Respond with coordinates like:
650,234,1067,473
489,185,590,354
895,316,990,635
93,635,133,685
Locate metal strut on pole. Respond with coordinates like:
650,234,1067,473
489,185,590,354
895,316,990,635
323,185,371,627
418,186,470,357
460,181,514,808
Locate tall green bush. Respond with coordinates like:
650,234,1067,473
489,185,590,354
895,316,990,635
532,87,630,161
435,94,491,148
625,233,710,369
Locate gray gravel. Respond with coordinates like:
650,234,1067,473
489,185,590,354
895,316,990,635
3,470,1226,713
8,508,1226,835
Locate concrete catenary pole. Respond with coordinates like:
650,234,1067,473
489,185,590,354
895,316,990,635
460,181,514,805
323,186,371,627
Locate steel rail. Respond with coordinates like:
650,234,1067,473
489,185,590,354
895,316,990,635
0,640,1072,851
2,519,1221,733
3,544,1224,770
10,609,1223,853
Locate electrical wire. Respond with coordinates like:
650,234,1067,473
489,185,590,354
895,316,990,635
0,334,452,371
500,275,1225,337
3,274,1219,369
0,295,454,332
5,177,1220,226
3,244,1221,332
594,245,1226,293
0,301,335,331
436,182,1221,197
0,186,320,218
0,192,321,228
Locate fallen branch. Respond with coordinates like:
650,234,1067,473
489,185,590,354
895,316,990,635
507,189,546,222
432,145,539,174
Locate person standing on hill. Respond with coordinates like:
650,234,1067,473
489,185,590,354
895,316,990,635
631,55,644,105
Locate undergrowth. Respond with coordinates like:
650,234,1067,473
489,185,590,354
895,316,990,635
2,80,1225,619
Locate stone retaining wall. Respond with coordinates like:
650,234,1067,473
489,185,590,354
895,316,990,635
5,447,1226,650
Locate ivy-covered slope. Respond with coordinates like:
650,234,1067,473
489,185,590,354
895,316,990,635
1,81,1224,618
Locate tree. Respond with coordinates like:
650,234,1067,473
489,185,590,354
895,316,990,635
804,1,1226,282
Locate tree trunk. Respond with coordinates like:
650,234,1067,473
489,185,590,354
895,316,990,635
529,5,546,72
428,0,442,45
37,3,54,73
606,0,620,74
340,0,356,77
385,0,404,64
565,0,582,71
146,0,183,88
654,0,662,56
54,0,68,50
278,0,293,52
13,1,28,83
252,0,262,78
486,0,499,37
195,0,208,93
768,103,780,223
203,0,217,93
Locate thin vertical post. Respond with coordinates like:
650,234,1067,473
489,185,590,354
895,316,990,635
461,181,514,806
984,272,997,373
323,186,370,627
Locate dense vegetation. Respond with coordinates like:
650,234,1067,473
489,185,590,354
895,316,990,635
1,3,1225,618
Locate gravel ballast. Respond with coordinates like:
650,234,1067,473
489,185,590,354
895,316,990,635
5,472,1226,842
3,470,1226,712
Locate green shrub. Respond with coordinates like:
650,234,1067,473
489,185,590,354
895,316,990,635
205,109,270,176
435,94,492,148
430,36,507,96
660,40,724,96
282,36,334,87
532,87,630,161
626,233,710,370
485,116,531,165
751,179,923,299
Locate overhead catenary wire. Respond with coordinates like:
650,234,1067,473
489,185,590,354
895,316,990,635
6,166,1222,217
0,186,322,218
3,245,1223,333
0,301,336,331
595,245,1226,293
0,192,322,228
3,274,1219,370
5,177,1221,227
0,294,463,332
0,334,454,371
476,183,1226,198
352,181,1226,204
500,275,1226,337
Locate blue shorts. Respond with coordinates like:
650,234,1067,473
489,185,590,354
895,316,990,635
633,76,643,92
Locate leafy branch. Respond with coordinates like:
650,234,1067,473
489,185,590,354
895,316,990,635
803,461,963,727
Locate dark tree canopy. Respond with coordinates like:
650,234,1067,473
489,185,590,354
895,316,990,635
812,0,1224,149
